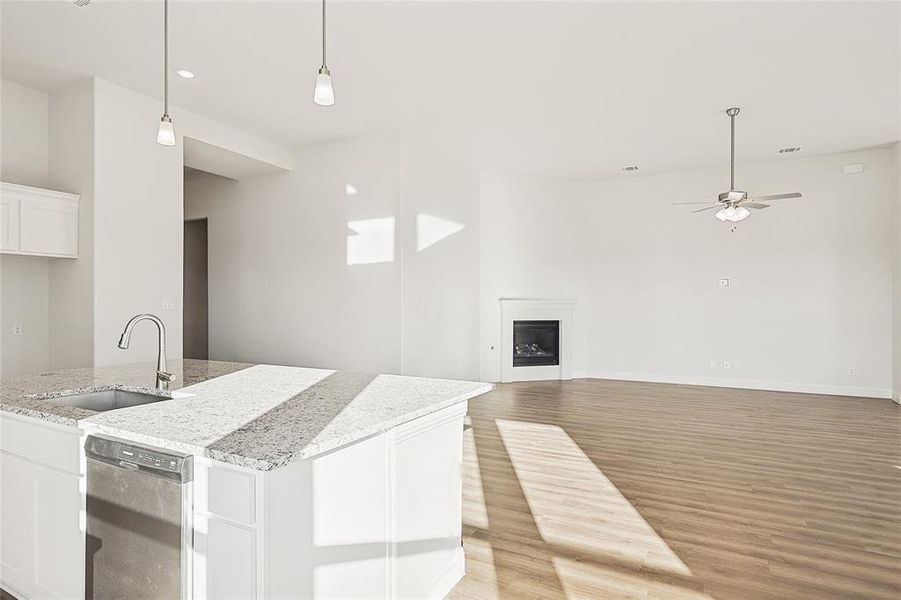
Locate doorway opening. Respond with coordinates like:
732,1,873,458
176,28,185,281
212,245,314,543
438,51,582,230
183,217,208,360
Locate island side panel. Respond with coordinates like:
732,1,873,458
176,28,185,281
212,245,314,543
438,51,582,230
265,432,390,600
389,401,468,600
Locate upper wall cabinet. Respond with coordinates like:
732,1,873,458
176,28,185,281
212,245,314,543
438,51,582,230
1,182,79,258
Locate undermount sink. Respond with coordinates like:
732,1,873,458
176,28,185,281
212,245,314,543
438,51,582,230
47,389,170,412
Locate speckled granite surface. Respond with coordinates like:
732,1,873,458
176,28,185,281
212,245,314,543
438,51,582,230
0,359,253,425
1,360,493,471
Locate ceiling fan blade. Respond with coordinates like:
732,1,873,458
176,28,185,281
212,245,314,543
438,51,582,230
752,192,802,201
672,201,718,205
691,205,721,214
743,202,770,210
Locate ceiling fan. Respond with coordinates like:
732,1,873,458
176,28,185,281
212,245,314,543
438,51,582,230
674,107,802,229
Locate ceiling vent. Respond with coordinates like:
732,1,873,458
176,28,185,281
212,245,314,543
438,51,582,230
778,146,801,154
621,165,639,172
72,0,92,6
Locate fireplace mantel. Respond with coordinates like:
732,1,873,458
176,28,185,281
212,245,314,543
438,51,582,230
499,298,575,383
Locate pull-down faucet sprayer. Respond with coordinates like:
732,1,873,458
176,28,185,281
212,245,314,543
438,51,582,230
118,313,175,392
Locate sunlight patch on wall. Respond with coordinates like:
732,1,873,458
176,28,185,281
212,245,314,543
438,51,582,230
346,217,395,265
416,214,465,252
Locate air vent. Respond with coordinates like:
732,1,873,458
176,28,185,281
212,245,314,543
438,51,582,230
621,165,639,172
73,0,92,6
778,146,801,154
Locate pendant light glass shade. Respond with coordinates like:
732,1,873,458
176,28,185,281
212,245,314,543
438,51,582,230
314,67,335,106
157,115,176,146
314,0,334,106
715,205,751,223
157,0,175,146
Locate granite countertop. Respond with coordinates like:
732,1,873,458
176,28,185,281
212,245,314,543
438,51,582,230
0,360,493,471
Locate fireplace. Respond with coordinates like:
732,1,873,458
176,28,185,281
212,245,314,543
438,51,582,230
513,320,560,367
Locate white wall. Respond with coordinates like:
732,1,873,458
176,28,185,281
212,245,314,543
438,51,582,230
91,79,184,366
185,129,484,379
481,148,896,398
1,80,48,186
1,80,51,376
48,78,94,370
186,134,403,373
400,129,481,380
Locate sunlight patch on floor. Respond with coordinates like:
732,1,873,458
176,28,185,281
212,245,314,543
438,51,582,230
462,424,490,530
495,419,694,578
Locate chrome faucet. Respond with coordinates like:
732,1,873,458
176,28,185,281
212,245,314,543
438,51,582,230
118,313,175,392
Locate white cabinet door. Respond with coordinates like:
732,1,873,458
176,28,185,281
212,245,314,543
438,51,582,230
194,512,258,600
19,195,78,257
0,182,79,258
0,195,19,252
0,452,31,597
0,413,84,600
30,466,84,599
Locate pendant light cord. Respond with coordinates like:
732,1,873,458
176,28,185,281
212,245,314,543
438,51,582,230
163,0,169,115
321,0,327,67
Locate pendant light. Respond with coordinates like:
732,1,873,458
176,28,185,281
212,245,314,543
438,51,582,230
313,0,335,106
157,0,176,145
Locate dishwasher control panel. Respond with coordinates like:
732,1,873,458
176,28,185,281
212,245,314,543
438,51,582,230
117,446,183,472
85,435,192,481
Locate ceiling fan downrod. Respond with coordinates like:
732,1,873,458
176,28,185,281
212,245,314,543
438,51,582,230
726,107,740,192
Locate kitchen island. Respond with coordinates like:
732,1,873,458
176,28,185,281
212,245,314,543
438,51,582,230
0,359,492,600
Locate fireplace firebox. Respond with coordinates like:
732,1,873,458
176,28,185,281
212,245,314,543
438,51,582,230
513,320,560,367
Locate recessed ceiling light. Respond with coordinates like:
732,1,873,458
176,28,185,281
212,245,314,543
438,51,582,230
176,69,196,79
778,146,801,154
621,165,639,172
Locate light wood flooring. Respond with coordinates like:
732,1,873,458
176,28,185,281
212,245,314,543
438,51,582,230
448,379,901,600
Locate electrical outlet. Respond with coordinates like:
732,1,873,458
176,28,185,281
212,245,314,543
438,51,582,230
848,367,857,377
161,297,174,310
723,360,731,370
732,361,741,371
709,360,717,369
12,323,23,336
719,278,731,289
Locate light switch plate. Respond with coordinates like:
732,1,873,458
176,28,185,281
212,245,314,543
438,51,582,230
719,278,731,289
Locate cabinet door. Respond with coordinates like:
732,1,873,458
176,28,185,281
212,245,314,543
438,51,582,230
0,452,31,596
203,518,257,600
0,195,19,252
30,466,84,599
19,195,78,257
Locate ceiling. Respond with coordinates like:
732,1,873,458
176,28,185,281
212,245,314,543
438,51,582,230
2,1,899,180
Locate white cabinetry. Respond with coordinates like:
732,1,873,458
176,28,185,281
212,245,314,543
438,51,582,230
0,413,85,600
1,182,79,258
193,402,469,600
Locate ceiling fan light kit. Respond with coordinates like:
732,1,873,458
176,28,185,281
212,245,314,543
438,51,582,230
673,106,802,231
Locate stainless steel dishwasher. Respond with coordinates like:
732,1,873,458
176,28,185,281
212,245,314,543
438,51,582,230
84,435,193,600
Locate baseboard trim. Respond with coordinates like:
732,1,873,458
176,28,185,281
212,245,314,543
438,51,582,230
892,390,901,405
585,371,891,400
